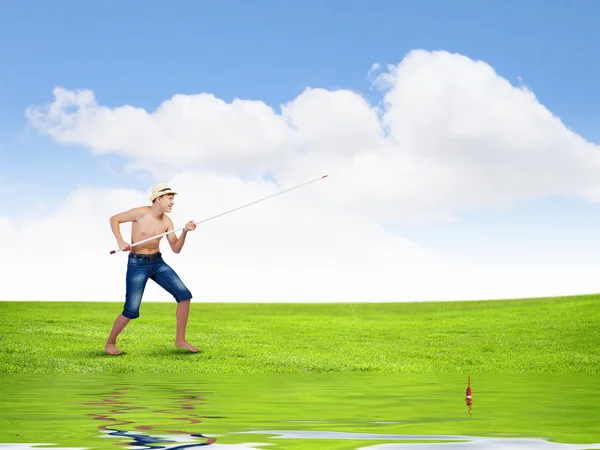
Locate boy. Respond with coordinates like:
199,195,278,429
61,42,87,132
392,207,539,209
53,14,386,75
105,182,198,355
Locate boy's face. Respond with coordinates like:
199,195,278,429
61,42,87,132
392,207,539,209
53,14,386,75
157,194,175,213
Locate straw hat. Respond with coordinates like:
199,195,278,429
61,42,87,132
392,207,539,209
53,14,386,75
149,183,178,202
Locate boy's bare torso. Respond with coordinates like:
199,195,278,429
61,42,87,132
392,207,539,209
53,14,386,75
131,206,170,254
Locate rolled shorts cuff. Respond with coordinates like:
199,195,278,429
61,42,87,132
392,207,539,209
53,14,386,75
122,310,140,319
174,291,193,303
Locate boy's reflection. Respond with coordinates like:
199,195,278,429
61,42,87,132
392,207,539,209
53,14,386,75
82,386,217,448
101,428,215,448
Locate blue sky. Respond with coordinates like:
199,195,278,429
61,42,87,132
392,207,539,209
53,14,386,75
1,0,597,212
2,0,599,168
2,0,600,301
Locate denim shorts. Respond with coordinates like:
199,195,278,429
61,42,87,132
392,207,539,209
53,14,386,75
122,252,192,319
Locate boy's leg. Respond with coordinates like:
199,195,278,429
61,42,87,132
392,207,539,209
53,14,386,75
175,299,195,350
151,259,198,352
106,257,150,355
105,314,131,355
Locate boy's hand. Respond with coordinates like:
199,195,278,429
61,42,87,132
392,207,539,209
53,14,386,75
118,240,131,251
184,220,196,232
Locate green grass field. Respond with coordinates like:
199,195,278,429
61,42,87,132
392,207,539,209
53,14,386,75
1,294,599,373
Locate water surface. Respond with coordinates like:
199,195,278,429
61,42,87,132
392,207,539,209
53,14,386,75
1,374,598,449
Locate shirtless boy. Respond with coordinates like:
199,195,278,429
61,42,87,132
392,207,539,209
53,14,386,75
105,182,198,355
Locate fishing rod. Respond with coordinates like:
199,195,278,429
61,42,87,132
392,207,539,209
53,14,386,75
109,174,328,254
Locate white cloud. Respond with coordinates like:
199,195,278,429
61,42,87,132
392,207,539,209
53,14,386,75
367,62,382,83
5,49,600,302
26,50,600,223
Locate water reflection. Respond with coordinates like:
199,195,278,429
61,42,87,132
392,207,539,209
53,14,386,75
1,374,599,450
99,429,215,448
235,430,600,449
81,386,216,448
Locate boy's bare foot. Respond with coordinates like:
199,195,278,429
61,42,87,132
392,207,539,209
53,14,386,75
175,340,199,352
105,344,121,355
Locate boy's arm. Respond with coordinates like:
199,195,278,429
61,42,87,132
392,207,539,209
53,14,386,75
166,218,196,254
109,207,142,251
